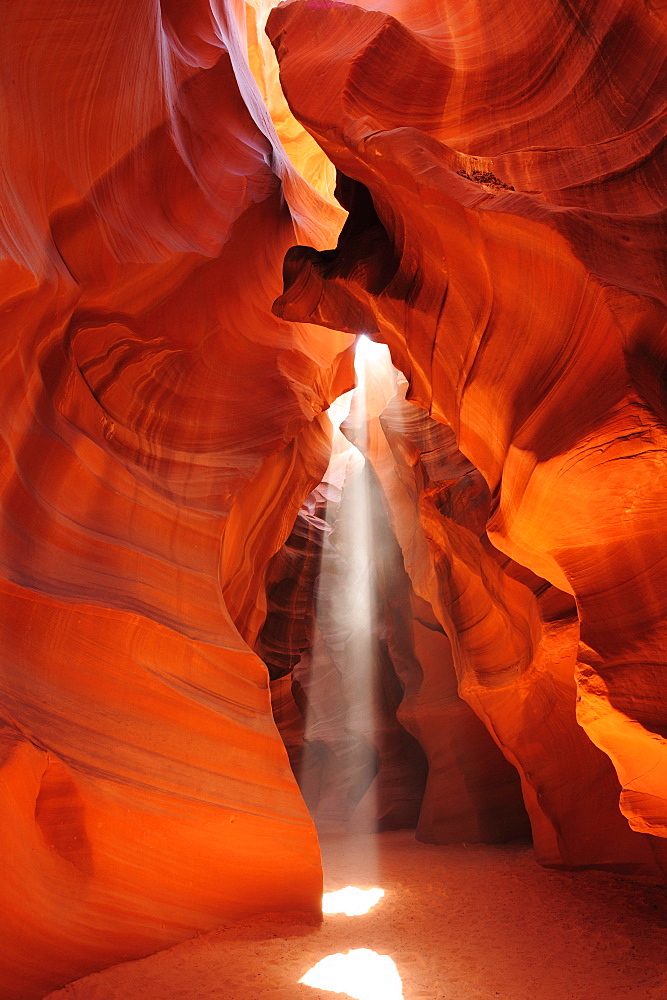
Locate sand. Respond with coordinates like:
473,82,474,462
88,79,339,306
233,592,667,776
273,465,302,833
44,831,667,1000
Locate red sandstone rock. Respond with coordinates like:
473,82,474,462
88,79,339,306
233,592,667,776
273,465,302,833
268,0,667,864
0,2,353,997
2,0,667,995
372,383,659,869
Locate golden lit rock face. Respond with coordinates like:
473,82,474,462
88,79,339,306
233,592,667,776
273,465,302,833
0,2,352,997
268,0,667,858
368,384,658,869
245,0,341,204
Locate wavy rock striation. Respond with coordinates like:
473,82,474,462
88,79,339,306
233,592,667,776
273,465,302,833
268,0,667,866
2,0,666,995
0,1,353,997
371,380,658,868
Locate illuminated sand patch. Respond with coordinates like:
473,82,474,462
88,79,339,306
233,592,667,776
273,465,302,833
300,948,403,1000
322,886,385,916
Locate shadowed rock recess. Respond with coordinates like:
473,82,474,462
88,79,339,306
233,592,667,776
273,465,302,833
0,0,665,996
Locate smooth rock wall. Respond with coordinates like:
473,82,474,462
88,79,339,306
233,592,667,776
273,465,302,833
0,2,353,996
268,0,667,868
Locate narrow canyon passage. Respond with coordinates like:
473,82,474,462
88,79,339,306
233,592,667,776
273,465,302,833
267,336,431,837
42,339,667,1000
1,1,666,996
44,830,667,1000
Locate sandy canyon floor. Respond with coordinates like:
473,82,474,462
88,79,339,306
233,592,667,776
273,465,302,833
44,831,667,1000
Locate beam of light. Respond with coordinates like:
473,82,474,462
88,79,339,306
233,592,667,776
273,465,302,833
328,387,354,432
351,335,395,426
300,949,403,1000
297,333,401,855
354,333,385,376
322,886,385,916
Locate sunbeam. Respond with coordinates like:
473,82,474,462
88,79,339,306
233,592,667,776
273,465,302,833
296,334,399,846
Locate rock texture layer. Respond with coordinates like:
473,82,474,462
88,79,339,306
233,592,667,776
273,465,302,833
268,0,667,862
371,377,658,868
2,0,666,995
0,2,353,997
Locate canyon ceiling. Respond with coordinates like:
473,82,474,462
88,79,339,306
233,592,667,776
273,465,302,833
0,1,665,997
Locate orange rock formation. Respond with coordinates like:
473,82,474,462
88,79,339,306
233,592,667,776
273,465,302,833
268,0,667,861
0,0,665,996
0,3,351,997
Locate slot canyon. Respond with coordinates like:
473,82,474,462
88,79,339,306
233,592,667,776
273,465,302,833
0,1,666,998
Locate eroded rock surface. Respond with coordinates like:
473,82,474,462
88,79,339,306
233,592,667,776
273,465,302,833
0,2,352,997
2,0,666,995
372,381,659,869
268,0,667,863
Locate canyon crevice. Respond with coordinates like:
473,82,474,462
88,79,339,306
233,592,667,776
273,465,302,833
0,1,665,996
